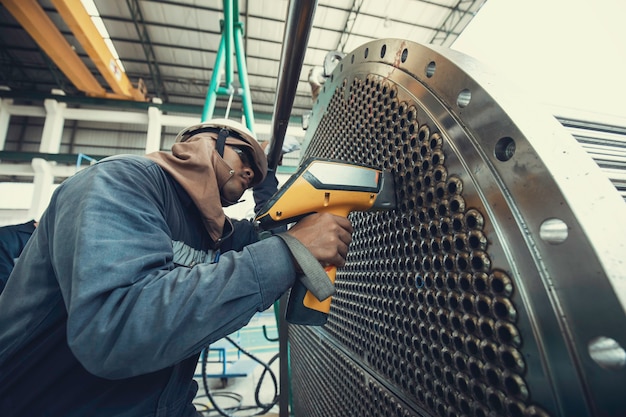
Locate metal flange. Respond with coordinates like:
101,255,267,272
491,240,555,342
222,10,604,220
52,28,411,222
291,39,626,417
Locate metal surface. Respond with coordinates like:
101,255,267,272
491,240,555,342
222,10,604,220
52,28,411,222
289,39,626,417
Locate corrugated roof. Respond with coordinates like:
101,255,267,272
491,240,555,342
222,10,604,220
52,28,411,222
0,0,487,119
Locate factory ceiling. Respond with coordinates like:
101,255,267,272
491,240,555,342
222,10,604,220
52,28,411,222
0,0,487,121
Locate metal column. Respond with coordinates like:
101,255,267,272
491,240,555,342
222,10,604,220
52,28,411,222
267,3,319,417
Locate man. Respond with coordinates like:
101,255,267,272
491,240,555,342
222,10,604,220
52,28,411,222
0,119,352,416
0,219,37,293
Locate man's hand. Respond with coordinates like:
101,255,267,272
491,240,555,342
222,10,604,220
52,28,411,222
286,213,353,268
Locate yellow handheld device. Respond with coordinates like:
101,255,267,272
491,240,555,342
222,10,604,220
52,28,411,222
255,158,396,325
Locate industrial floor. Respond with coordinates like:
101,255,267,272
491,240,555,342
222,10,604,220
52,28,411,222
193,309,282,417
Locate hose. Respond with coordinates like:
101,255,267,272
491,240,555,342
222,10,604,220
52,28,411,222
197,336,280,417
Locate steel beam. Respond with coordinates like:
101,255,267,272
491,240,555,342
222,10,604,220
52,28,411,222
51,0,146,101
1,0,106,97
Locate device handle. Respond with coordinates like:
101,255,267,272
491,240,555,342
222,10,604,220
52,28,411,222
285,265,336,325
285,206,350,326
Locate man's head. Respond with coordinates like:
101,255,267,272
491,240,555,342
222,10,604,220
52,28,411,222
175,119,268,204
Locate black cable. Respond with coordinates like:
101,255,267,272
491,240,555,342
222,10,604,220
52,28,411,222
201,348,240,417
198,336,280,417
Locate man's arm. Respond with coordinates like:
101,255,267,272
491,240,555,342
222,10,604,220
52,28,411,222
51,158,297,379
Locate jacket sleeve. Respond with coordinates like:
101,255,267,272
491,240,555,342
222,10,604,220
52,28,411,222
0,221,36,292
50,158,296,379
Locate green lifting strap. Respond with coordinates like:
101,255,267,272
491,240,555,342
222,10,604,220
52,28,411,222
202,0,255,132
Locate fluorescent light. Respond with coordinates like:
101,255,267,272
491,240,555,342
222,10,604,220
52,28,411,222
80,0,126,72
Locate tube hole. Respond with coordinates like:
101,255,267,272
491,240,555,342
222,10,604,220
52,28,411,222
485,366,499,386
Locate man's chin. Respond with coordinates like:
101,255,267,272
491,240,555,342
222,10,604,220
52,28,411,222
220,193,245,207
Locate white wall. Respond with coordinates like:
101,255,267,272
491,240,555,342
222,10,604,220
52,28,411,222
452,0,626,119
0,183,37,226
0,98,305,226
0,173,292,227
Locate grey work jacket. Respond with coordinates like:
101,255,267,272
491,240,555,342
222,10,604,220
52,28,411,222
0,155,296,417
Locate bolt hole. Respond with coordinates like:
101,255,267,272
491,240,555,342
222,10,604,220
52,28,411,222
401,48,408,62
540,218,568,244
380,44,386,58
364,48,369,58
589,336,626,370
495,137,516,161
426,61,436,77
457,89,471,108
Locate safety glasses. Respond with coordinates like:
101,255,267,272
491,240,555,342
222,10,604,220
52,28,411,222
230,146,252,167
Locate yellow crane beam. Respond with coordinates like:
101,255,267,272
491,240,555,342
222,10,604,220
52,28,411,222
51,0,146,101
2,0,105,97
1,0,146,101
